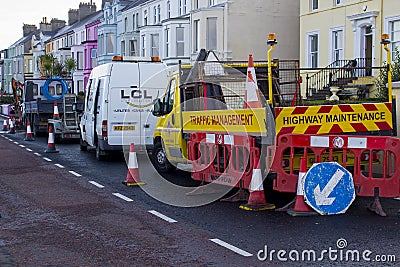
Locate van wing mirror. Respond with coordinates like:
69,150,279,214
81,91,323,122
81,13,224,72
152,99,163,117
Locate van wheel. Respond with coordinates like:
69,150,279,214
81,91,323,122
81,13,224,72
96,144,107,161
80,136,88,151
152,141,174,172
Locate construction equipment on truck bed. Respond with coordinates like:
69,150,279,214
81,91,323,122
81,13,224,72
22,77,82,140
151,34,400,216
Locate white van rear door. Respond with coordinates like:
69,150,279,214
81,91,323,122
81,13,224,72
108,63,141,146
138,62,170,146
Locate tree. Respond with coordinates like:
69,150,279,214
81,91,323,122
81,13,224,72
37,54,76,78
375,48,400,101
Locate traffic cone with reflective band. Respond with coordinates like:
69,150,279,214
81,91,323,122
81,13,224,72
53,101,60,120
239,159,275,211
24,121,35,141
243,54,262,109
8,119,15,134
287,157,317,216
2,118,7,131
122,143,146,186
45,125,58,153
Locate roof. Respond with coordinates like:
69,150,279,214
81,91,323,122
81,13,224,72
121,0,149,12
52,10,103,39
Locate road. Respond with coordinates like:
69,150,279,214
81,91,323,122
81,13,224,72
0,129,399,266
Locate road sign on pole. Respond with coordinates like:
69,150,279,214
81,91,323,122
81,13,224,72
303,162,355,215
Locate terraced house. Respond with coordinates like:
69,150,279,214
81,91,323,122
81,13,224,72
300,0,400,99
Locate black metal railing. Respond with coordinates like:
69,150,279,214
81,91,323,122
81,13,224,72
306,58,374,98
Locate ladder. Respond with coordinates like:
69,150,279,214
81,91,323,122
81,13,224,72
62,94,78,129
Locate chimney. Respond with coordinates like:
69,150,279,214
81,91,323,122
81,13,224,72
50,18,66,31
39,17,52,32
68,8,79,25
78,2,97,21
23,24,37,36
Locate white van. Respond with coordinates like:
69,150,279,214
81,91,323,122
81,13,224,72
79,56,172,160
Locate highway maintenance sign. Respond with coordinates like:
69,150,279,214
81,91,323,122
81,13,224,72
303,162,355,215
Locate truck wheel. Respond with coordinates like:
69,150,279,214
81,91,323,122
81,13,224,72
96,144,107,161
80,136,88,151
152,141,174,172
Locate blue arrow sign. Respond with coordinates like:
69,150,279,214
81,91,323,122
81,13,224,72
303,162,355,215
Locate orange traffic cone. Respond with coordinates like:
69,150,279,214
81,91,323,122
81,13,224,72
8,119,15,134
243,54,262,109
45,125,58,153
24,121,35,141
122,143,146,186
239,159,275,211
53,101,60,120
2,118,7,131
287,157,317,216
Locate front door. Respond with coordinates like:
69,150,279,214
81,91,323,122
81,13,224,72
361,25,373,76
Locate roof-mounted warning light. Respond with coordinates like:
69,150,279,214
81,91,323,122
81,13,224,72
112,55,123,61
381,33,390,45
151,56,161,62
267,33,277,45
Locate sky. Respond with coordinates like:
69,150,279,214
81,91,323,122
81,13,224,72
0,0,102,49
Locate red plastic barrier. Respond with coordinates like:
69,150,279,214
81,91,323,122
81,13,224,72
272,134,400,198
188,133,259,189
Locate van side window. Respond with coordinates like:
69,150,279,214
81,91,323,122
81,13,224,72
86,79,93,111
163,78,176,114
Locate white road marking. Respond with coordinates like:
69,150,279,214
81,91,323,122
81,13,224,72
8,139,13,142
69,171,82,177
13,142,19,144
19,145,25,148
112,193,133,202
394,197,400,201
34,152,42,157
43,157,52,162
54,163,65,169
148,210,177,223
209,239,253,257
89,181,105,189
26,148,33,152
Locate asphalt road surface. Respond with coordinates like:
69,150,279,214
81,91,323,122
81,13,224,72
0,129,399,266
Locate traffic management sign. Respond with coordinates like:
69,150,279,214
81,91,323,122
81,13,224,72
303,162,355,215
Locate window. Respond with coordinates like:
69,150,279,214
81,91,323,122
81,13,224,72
183,0,187,14
331,28,344,65
106,33,115,54
165,29,170,57
114,8,117,23
121,40,126,56
78,80,84,93
193,20,200,52
176,27,184,56
141,35,146,56
133,14,136,30
163,78,176,114
209,0,215,6
157,5,161,23
334,0,342,6
77,52,84,70
154,6,157,23
28,59,33,73
390,20,400,59
194,0,199,9
311,0,318,11
144,10,148,26
91,48,97,67
308,33,319,68
124,17,128,32
179,0,182,16
98,34,104,55
206,18,217,50
151,34,159,57
129,40,137,56
167,1,171,19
